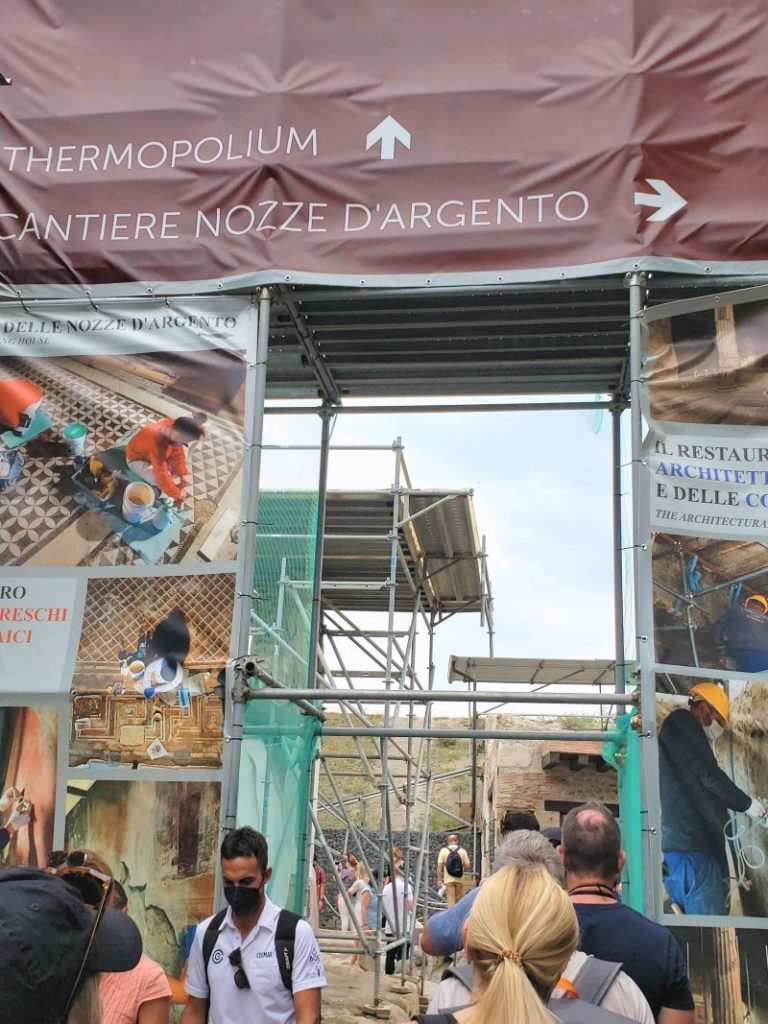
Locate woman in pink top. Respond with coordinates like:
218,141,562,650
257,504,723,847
100,880,172,1024
100,952,172,1024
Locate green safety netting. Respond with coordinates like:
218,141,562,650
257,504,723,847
238,700,321,912
250,490,319,690
603,708,643,913
239,489,321,912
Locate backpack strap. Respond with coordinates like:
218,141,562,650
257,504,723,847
548,998,637,1023
275,909,301,991
203,909,228,973
202,909,228,1015
570,955,624,1006
439,963,475,993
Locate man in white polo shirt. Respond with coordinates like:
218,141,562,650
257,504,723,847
182,827,326,1024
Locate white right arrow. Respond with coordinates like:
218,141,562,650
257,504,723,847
366,115,411,161
634,179,687,222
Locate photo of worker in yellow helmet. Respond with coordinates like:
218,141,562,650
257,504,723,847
711,594,768,673
652,533,768,674
658,681,767,916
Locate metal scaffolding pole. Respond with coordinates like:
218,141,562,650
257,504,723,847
399,610,418,987
612,402,627,693
415,612,437,1001
323,629,407,788
297,403,334,918
319,757,377,889
222,288,271,834
372,436,404,1007
324,726,620,741
627,272,662,917
266,399,614,416
310,806,372,954
308,407,332,689
244,688,635,706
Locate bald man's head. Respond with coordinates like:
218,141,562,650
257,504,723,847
561,801,621,882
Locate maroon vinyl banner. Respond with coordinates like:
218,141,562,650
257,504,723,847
2,0,768,286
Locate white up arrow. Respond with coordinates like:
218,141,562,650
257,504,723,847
634,179,687,222
366,115,411,160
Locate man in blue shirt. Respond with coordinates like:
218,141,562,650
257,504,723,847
561,801,694,1024
711,595,768,672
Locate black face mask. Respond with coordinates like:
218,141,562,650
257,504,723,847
224,884,262,916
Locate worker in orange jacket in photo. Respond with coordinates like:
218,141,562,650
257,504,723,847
0,378,43,436
126,415,205,501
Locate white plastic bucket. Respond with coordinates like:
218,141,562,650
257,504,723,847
122,481,155,524
62,422,88,457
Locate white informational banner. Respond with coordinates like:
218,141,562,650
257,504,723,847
645,425,768,541
0,576,80,693
0,298,254,358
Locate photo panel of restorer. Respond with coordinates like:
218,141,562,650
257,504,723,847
68,572,234,769
0,347,245,567
656,673,768,921
652,531,768,675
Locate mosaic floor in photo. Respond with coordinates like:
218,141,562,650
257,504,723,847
0,358,242,565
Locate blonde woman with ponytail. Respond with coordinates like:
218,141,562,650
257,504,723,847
414,862,578,1024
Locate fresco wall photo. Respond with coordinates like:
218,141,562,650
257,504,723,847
0,706,57,868
65,778,220,978
671,925,768,1024
647,302,768,427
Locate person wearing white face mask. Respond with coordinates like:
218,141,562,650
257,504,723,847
659,682,766,915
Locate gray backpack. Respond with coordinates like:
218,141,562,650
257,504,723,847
439,957,635,1024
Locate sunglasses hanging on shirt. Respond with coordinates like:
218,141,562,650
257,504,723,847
228,947,251,990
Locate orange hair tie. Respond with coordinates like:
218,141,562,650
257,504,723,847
499,949,522,965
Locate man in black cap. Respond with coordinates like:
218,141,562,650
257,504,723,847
0,867,142,1024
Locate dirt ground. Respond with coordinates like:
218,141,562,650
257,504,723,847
321,944,440,1024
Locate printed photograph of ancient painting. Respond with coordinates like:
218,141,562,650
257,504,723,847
671,926,768,1023
65,779,219,981
0,706,57,868
653,532,768,673
0,349,245,566
69,573,233,768
647,300,768,427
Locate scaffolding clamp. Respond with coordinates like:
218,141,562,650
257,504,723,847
232,655,326,720
231,659,252,704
